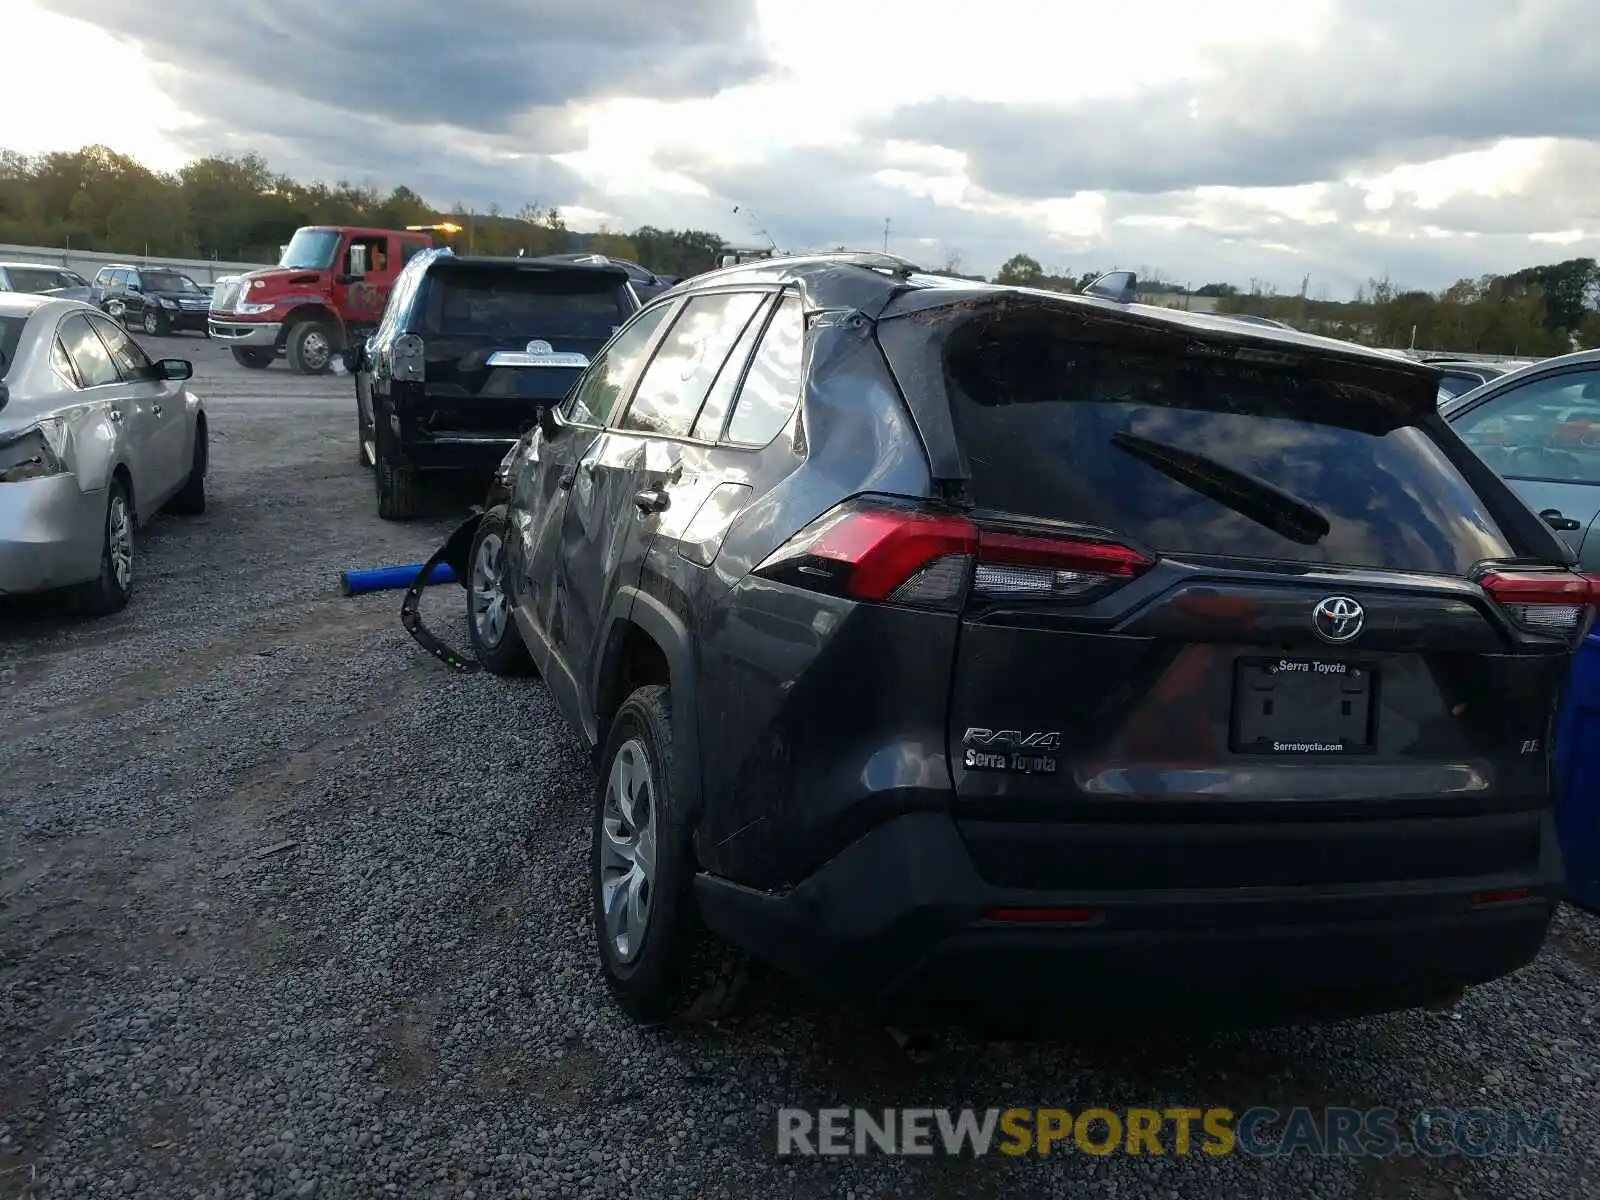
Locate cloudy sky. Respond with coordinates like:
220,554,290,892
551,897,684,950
6,0,1600,294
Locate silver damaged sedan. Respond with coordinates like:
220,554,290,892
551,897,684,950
0,293,208,615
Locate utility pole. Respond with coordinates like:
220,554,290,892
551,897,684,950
883,218,891,252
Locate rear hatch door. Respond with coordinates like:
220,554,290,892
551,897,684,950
415,260,634,439
877,295,1581,891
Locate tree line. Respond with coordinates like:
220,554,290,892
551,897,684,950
0,145,729,279
994,252,1600,357
5,146,1597,355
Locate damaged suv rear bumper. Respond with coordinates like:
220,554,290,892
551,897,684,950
693,810,1561,1028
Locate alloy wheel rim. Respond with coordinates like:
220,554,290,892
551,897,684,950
143,311,159,334
108,495,133,590
599,738,657,964
470,533,508,645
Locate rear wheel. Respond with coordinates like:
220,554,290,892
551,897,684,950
286,321,335,375
592,685,748,1024
231,347,273,370
373,429,422,520
466,507,534,675
68,480,134,617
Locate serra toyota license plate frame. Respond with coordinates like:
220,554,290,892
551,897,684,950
1229,656,1378,755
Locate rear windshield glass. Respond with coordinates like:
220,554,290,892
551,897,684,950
0,315,25,377
942,317,1517,575
418,269,626,341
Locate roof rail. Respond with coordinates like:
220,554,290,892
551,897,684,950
724,249,923,279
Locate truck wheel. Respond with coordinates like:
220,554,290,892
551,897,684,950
231,348,274,369
373,431,422,520
286,321,335,375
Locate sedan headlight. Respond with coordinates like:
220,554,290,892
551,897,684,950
0,424,66,483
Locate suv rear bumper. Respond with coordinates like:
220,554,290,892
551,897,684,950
694,811,1561,1027
208,319,281,346
388,433,519,474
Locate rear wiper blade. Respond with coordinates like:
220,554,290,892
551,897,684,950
1111,430,1331,545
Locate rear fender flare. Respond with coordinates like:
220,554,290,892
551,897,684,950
595,586,703,832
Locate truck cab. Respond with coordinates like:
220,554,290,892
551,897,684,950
208,225,434,373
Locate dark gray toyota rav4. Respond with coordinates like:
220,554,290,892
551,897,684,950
443,252,1588,1029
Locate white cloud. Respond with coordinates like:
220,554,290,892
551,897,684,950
5,0,1600,293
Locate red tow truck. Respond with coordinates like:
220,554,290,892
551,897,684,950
208,223,461,373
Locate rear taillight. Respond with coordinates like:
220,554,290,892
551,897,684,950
750,500,1153,609
1480,569,1596,640
973,529,1152,601
390,333,425,382
750,503,976,606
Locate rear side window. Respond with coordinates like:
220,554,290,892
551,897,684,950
417,267,627,351
724,294,804,447
621,291,768,438
941,316,1519,576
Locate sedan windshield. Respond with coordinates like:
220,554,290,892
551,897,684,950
278,229,341,270
0,314,25,378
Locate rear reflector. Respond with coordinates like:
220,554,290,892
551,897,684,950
751,500,1152,609
1469,887,1533,907
982,906,1098,924
1480,570,1596,640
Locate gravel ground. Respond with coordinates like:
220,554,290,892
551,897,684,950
3,336,1600,1199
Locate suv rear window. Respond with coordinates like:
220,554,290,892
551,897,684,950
941,317,1518,576
418,268,627,341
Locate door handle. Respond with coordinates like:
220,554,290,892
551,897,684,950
108,410,123,423
634,487,669,515
1540,508,1582,531
152,403,163,416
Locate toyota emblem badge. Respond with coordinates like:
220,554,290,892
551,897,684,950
525,339,553,355
1312,595,1365,643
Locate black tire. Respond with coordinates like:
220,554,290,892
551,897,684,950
592,685,748,1024
373,429,422,520
286,321,336,375
231,347,274,370
140,308,169,337
165,421,207,516
355,382,374,469
68,479,135,618
465,506,534,675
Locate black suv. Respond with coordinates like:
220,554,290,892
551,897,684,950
91,265,211,336
346,250,641,519
443,252,1584,1029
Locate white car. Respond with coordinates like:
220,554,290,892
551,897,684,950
0,293,208,615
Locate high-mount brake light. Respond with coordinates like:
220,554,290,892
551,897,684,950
1479,569,1597,640
751,501,1154,608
